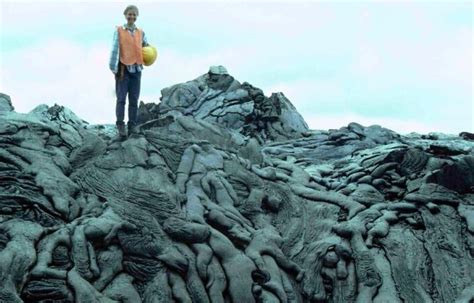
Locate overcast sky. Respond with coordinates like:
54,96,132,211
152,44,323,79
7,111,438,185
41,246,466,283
1,0,472,134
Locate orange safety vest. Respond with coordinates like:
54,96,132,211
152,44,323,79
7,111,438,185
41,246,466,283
117,26,144,65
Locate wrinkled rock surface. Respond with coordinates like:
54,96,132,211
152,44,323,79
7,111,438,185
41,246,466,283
138,71,309,143
0,70,473,303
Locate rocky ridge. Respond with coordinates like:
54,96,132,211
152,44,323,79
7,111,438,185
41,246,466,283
0,68,473,303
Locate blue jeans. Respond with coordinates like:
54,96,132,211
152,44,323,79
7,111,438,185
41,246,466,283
115,67,141,127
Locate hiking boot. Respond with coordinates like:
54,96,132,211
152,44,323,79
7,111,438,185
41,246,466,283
128,124,139,137
116,123,127,139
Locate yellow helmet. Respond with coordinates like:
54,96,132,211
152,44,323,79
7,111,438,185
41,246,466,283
142,45,158,66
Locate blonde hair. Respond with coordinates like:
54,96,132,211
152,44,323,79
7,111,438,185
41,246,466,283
123,5,139,16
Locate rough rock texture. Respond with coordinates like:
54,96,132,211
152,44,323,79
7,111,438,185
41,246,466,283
0,69,473,303
138,71,309,143
0,93,14,112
